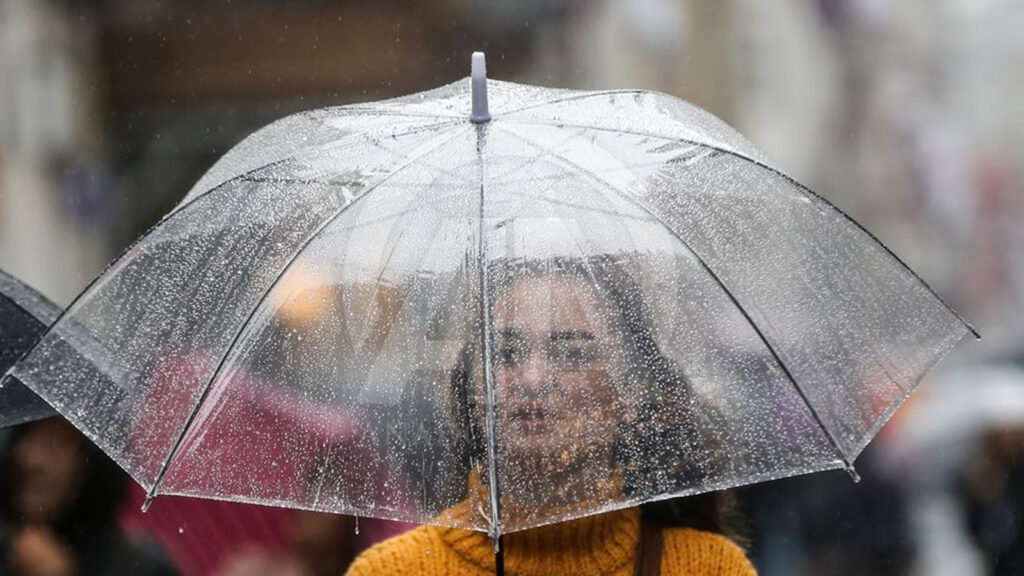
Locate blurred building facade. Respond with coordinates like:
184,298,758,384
0,0,108,303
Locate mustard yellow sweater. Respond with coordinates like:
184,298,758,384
345,505,757,576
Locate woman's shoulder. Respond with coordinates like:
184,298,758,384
661,527,757,576
344,524,444,576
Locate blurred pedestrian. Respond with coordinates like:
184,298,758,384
742,445,916,576
958,425,1024,576
0,417,178,576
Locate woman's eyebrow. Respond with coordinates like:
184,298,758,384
550,330,595,341
499,327,527,341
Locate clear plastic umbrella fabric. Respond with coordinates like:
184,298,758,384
6,78,974,536
0,269,60,427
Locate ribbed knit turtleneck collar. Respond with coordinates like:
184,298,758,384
435,500,640,576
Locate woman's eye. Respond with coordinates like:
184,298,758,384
498,345,522,365
550,345,597,367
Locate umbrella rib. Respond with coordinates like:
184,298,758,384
142,125,470,506
172,118,463,217
495,126,860,475
502,119,979,340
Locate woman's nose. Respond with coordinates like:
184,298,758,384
515,352,550,396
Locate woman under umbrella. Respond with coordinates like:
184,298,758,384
346,256,755,576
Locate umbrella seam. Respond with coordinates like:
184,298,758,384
493,124,856,470
501,119,979,340
171,118,463,218
143,124,471,504
499,89,646,117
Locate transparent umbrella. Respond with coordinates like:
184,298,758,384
5,54,975,552
0,268,60,427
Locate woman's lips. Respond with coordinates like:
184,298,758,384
508,406,556,433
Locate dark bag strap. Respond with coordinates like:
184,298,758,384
634,520,664,576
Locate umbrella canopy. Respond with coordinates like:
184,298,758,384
0,269,61,427
6,55,974,539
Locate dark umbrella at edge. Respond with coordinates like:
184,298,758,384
0,268,61,427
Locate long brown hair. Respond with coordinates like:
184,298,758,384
446,254,743,538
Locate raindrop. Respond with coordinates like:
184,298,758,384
178,526,185,534
354,515,360,535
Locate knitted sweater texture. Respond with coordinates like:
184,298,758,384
345,505,756,576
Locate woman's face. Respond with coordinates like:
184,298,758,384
484,274,626,473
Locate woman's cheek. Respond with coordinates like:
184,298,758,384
562,369,614,404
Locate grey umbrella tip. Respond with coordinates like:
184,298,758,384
142,492,156,512
844,461,861,483
470,52,491,124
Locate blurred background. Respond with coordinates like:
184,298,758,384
0,0,1021,575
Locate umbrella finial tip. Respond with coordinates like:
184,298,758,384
472,51,486,78
470,52,491,123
